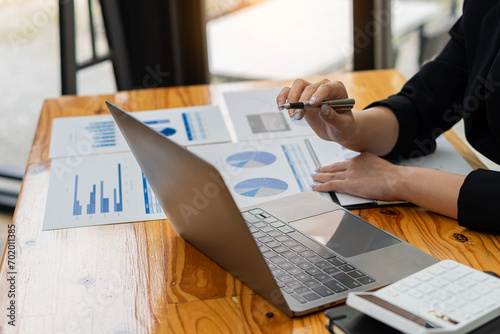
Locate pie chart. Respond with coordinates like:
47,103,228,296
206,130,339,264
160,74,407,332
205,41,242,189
160,127,176,136
234,178,288,197
144,119,177,136
226,151,276,168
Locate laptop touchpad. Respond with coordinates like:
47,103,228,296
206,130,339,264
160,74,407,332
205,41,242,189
289,210,400,258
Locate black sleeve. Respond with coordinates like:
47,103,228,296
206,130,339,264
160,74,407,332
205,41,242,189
458,169,500,232
366,15,469,160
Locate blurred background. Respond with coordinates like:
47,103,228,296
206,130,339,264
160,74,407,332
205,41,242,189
0,0,461,249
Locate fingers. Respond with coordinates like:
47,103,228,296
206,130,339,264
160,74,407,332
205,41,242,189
278,78,348,121
308,81,349,108
276,86,291,107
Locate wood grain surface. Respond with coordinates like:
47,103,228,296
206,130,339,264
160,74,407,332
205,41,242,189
1,70,499,333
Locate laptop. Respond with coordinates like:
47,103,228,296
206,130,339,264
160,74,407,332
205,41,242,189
106,101,438,317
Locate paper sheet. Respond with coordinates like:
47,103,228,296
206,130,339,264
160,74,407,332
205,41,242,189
49,105,232,159
223,87,315,141
43,152,166,230
189,137,343,208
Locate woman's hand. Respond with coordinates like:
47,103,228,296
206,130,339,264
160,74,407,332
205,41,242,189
276,79,358,145
311,152,404,201
311,152,467,220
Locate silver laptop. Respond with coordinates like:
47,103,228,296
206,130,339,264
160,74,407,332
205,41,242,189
106,101,438,317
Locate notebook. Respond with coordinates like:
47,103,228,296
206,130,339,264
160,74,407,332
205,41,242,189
106,101,438,317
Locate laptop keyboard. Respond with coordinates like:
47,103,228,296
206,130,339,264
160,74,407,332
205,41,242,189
242,209,376,304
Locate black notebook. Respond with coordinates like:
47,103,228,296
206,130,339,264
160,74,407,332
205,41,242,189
325,305,500,334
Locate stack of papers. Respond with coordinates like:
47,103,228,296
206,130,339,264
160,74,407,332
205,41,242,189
43,88,473,230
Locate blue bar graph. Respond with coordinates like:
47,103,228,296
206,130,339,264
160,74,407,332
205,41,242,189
114,164,123,212
281,144,313,192
182,113,193,141
72,163,123,216
87,184,96,214
85,121,117,148
144,119,170,125
73,175,82,215
142,172,163,214
100,181,109,213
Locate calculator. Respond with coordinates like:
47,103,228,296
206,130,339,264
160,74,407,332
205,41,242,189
346,260,500,334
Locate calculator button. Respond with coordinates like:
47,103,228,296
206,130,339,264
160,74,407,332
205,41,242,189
461,290,480,301
427,265,447,276
429,277,448,288
447,296,466,308
486,279,500,289
402,277,421,288
439,260,459,270
457,277,476,288
408,289,423,299
467,304,484,315
415,272,433,282
488,290,500,301
417,284,435,295
441,267,470,281
469,272,489,282
393,284,408,293
383,289,399,297
472,284,491,295
481,298,497,309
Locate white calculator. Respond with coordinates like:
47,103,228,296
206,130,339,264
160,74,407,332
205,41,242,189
346,260,500,334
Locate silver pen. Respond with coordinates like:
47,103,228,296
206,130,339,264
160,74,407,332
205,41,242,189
278,98,355,111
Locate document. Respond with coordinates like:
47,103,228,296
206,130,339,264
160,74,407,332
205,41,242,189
190,135,474,209
189,136,351,208
43,152,166,230
223,87,315,141
49,105,232,159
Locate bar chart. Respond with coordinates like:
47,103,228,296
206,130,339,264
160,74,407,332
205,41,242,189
72,163,124,216
44,152,166,230
85,120,116,148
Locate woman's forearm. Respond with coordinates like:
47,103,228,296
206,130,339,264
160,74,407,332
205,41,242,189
395,166,467,219
343,106,399,156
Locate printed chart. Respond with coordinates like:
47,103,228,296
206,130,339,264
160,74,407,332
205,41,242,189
189,137,334,208
44,152,166,230
226,151,277,168
49,105,231,159
234,177,288,197
223,87,315,141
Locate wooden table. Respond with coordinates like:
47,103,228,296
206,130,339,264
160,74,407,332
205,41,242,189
1,69,499,333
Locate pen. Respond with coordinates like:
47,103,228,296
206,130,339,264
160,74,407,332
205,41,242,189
278,98,355,111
